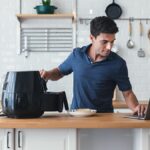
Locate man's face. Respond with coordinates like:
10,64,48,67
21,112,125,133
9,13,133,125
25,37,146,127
90,33,116,57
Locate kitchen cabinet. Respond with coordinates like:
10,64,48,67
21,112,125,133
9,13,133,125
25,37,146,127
15,128,76,150
0,128,76,150
0,129,14,150
1,128,150,150
78,129,150,150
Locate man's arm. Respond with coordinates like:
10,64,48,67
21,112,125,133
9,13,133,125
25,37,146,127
40,67,63,81
122,90,146,116
122,90,139,111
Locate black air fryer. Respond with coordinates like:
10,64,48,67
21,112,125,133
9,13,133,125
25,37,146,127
1,71,69,118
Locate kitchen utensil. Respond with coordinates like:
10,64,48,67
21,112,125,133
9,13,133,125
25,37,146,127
127,19,134,49
137,21,145,57
22,36,29,58
147,29,150,40
105,0,122,19
147,29,150,56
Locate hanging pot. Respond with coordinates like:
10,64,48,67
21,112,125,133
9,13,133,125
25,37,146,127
105,0,122,19
34,5,57,14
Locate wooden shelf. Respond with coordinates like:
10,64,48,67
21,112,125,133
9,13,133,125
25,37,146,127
16,13,74,21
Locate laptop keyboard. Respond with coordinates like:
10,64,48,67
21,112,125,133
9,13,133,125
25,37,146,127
126,114,145,120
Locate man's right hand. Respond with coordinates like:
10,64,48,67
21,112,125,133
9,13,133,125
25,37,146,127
40,69,49,81
40,68,63,81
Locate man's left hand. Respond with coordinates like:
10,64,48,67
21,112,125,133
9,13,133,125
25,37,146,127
133,104,147,116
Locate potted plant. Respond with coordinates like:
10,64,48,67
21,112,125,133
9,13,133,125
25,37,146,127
34,0,57,14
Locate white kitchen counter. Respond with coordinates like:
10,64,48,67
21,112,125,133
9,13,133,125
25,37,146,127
0,113,149,150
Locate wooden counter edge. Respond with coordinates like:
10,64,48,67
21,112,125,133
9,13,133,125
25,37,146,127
0,113,150,129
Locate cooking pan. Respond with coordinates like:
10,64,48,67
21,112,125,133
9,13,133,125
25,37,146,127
105,0,122,19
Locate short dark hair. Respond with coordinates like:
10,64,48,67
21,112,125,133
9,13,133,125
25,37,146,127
90,16,119,38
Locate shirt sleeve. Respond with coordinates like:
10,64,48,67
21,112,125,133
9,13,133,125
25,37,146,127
115,60,132,91
58,51,74,75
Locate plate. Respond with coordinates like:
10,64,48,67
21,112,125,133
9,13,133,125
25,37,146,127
69,109,96,117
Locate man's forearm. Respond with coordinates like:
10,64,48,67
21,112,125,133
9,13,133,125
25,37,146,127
123,90,139,111
47,68,63,80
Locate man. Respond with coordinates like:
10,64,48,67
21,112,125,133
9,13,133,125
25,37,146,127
40,16,146,115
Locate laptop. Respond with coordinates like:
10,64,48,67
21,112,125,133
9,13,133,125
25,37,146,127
124,99,150,120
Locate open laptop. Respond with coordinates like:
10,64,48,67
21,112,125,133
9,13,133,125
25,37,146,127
124,99,150,120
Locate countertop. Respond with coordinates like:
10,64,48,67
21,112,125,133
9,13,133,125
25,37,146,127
113,100,148,108
0,112,150,129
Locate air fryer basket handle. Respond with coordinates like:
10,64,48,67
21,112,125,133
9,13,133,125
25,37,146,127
63,92,69,111
59,92,69,111
41,78,47,92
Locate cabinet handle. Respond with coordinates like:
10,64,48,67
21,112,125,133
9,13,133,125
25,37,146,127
18,131,22,148
7,131,11,148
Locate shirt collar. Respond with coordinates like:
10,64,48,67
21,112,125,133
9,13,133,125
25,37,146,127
83,44,115,61
83,44,91,53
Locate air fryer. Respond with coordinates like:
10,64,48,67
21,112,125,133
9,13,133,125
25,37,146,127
1,71,69,118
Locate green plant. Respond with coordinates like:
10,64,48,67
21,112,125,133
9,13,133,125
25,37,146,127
42,0,51,6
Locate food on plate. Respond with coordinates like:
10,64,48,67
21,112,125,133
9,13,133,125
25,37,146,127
76,108,94,112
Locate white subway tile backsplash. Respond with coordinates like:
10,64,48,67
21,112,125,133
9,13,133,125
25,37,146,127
0,0,150,103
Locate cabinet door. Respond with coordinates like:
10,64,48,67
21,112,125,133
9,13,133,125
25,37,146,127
15,129,76,150
0,129,14,150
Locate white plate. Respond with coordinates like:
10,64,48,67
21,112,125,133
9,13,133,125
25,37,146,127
69,109,96,117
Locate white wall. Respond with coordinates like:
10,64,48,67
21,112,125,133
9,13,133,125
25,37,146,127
0,0,150,107
0,0,73,106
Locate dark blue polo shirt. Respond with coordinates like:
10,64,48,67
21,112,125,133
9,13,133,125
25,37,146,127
58,44,132,112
